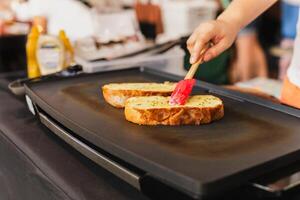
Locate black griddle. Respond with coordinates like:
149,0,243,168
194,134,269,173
24,67,300,199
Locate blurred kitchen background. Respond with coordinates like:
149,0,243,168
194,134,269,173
0,0,298,98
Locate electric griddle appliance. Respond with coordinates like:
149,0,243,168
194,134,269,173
24,67,300,199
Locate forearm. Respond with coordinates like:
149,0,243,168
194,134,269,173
217,0,278,31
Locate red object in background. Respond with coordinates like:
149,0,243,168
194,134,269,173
0,20,4,36
170,79,196,105
135,1,163,39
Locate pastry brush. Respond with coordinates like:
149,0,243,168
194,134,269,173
170,43,210,105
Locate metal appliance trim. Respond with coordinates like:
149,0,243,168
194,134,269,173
39,112,141,190
252,173,300,193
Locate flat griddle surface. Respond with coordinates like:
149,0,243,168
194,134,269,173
25,68,300,197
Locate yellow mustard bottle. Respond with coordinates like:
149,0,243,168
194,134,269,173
59,30,74,68
26,26,41,78
36,35,65,75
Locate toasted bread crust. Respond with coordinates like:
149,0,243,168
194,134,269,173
125,104,224,125
102,87,173,108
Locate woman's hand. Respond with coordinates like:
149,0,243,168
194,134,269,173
187,19,239,64
187,0,277,64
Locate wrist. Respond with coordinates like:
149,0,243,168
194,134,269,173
217,8,246,33
216,16,240,35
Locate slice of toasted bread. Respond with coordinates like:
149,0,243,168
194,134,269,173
102,82,175,108
125,95,224,125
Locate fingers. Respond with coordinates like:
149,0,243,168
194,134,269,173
190,35,210,64
187,22,216,64
187,19,238,64
189,40,201,64
203,40,228,62
187,31,198,53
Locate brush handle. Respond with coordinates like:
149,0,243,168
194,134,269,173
184,44,210,80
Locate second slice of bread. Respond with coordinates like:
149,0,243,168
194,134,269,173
102,82,175,108
125,95,224,125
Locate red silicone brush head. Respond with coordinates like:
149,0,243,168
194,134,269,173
170,79,196,105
